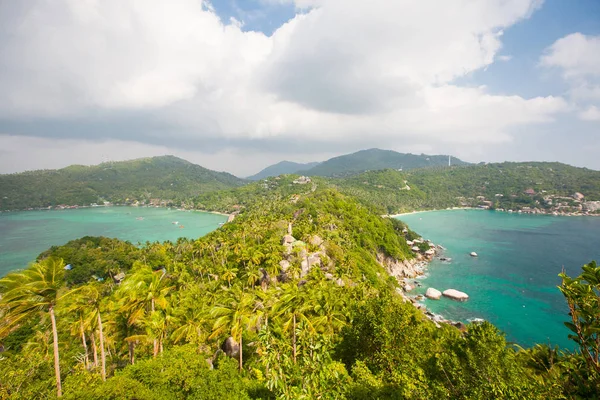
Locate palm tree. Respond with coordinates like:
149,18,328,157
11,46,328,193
65,291,92,369
120,264,173,357
312,283,349,335
273,283,316,364
171,290,210,351
87,284,108,380
0,258,72,397
221,268,238,288
209,285,260,371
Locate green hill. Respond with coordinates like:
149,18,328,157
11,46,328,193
333,162,600,214
302,148,469,177
246,160,320,180
0,155,246,211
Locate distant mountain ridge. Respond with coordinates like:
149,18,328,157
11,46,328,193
247,160,320,180
0,155,245,211
300,148,469,177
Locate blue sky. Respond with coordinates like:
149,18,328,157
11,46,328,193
0,0,599,176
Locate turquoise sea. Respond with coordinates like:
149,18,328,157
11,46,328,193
397,210,600,349
0,207,226,277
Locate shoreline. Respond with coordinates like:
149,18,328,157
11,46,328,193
386,207,600,219
1,204,233,219
387,207,478,218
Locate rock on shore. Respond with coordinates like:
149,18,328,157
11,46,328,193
425,288,442,300
442,289,469,301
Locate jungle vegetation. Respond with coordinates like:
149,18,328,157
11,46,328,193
1,188,599,399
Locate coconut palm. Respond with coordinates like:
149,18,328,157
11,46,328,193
0,257,71,397
120,264,173,357
221,268,238,288
209,285,260,371
86,284,108,380
171,290,210,350
273,283,317,364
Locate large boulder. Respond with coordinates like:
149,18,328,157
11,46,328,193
282,235,295,245
221,337,239,358
279,260,290,271
443,289,469,301
309,235,324,247
300,254,322,277
425,288,442,300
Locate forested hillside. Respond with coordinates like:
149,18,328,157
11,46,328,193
0,156,245,211
301,148,469,177
1,187,599,399
333,162,600,214
246,161,320,180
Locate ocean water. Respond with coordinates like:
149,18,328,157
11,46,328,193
0,207,227,277
397,210,600,349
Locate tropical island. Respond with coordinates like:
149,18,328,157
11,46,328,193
3,150,599,219
1,157,600,398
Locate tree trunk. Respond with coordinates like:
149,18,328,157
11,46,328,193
49,307,62,397
91,332,98,368
128,341,135,365
292,313,297,364
80,321,89,369
238,331,243,372
97,312,106,381
151,299,158,358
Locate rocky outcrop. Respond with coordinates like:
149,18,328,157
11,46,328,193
376,252,427,280
584,201,600,212
282,235,295,245
279,260,290,271
309,235,324,247
300,253,322,277
443,289,469,301
425,288,442,300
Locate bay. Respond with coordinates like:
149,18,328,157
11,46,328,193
397,209,600,349
0,207,227,277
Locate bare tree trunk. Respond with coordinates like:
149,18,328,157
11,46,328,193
80,321,89,369
49,307,62,397
91,332,98,368
239,331,243,372
128,341,135,365
97,313,106,381
292,314,297,364
151,299,158,358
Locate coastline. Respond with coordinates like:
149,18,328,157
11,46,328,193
385,207,479,218
386,206,600,219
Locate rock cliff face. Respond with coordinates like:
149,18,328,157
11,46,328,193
376,252,427,280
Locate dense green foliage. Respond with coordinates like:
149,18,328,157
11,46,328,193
332,162,600,214
247,161,320,181
1,186,599,398
302,148,469,177
0,155,245,211
37,237,142,286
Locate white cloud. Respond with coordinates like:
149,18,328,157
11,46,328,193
541,33,600,122
0,0,578,175
579,106,600,121
260,0,324,9
541,33,600,78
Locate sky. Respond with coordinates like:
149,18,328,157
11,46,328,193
0,0,599,177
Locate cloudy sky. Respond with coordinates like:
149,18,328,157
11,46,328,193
0,0,599,177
